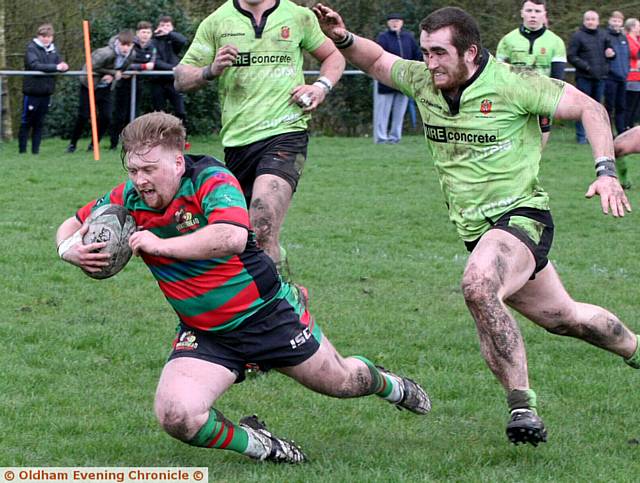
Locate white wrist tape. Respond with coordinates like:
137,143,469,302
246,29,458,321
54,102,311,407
313,76,333,93
57,230,83,259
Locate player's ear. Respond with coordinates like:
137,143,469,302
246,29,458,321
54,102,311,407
464,44,478,64
175,152,185,168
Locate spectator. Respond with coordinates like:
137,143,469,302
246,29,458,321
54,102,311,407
66,31,134,153
150,16,188,129
496,0,566,147
373,13,421,144
19,23,68,154
568,10,615,144
109,21,157,151
625,18,640,131
604,11,629,136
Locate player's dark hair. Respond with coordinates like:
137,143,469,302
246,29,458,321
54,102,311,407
157,15,174,26
419,7,483,64
120,112,186,168
36,23,54,37
521,0,546,8
117,30,135,45
137,21,153,31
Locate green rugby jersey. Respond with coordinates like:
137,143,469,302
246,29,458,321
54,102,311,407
496,26,567,77
391,53,565,241
181,0,327,147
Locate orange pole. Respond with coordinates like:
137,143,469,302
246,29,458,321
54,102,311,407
82,20,100,161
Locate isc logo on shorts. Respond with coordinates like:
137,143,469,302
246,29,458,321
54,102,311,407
289,327,311,349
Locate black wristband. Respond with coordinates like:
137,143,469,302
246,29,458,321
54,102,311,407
202,65,215,81
595,157,617,178
334,32,355,50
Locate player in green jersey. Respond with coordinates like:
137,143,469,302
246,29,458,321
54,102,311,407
314,3,637,447
496,0,567,147
174,0,345,274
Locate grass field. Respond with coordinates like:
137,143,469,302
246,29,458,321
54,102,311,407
0,126,639,482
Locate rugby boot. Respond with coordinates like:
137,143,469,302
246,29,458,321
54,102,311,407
239,415,307,464
376,366,432,415
506,409,548,446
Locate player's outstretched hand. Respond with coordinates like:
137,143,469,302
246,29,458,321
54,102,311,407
129,230,163,257
210,44,239,77
585,176,632,217
290,83,326,112
312,3,348,42
61,223,110,273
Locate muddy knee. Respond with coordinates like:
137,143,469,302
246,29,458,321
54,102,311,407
250,197,276,244
155,401,198,441
461,272,500,308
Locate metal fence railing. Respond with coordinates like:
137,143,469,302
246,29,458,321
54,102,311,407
0,69,367,140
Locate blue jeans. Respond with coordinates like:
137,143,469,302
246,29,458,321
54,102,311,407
575,77,605,142
604,78,627,135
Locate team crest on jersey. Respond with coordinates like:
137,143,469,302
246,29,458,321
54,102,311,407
174,207,200,232
480,99,493,115
174,331,198,351
281,26,290,39
540,47,547,54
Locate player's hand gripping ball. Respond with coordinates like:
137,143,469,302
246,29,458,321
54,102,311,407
82,204,136,279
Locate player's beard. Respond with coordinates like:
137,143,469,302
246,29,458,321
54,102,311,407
431,56,471,95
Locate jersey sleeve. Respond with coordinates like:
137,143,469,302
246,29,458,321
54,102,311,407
195,168,250,228
390,59,426,97
180,16,217,67
505,69,566,117
552,34,567,63
75,184,128,223
299,7,328,52
495,35,510,63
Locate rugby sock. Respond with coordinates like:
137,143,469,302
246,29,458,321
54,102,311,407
624,334,640,369
354,356,404,403
188,409,249,454
507,388,538,414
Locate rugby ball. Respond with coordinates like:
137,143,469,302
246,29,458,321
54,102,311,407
82,204,136,279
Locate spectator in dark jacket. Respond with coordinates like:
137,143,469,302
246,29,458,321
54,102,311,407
66,31,134,153
19,23,69,154
151,16,188,129
373,13,421,144
109,21,157,150
604,11,630,135
568,10,615,143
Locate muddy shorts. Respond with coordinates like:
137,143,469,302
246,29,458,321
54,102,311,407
224,131,309,203
464,207,554,279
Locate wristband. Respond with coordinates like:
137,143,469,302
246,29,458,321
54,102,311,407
313,76,333,93
57,230,83,259
202,64,215,81
334,31,355,50
594,156,617,178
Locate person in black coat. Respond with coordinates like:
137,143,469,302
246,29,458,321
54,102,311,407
109,21,157,150
604,11,630,136
568,10,615,143
151,16,188,129
373,13,421,144
19,24,69,154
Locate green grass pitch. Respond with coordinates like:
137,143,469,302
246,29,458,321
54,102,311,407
0,126,639,482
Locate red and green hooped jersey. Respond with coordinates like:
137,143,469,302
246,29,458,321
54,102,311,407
76,155,285,332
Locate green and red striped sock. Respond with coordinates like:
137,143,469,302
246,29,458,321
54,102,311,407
353,356,404,402
188,409,249,453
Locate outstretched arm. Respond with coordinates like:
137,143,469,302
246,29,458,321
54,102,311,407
554,83,631,217
312,3,400,89
614,126,640,158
